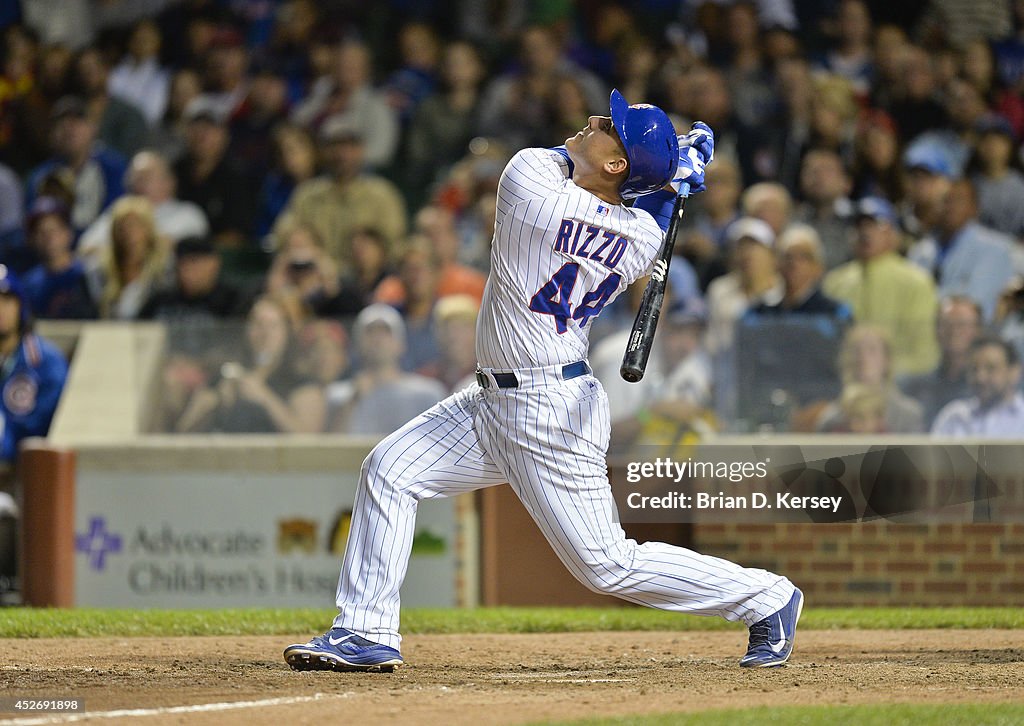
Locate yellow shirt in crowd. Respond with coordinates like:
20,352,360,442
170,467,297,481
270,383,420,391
823,251,939,375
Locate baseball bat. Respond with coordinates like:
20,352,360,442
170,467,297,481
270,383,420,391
620,185,689,383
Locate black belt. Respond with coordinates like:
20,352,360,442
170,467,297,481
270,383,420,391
475,361,591,389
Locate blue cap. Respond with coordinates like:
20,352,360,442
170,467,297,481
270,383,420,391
609,89,679,200
976,113,1016,141
27,195,70,232
855,196,898,226
903,143,954,177
0,264,31,330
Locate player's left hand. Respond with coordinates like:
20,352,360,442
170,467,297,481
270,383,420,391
670,122,714,196
680,122,714,164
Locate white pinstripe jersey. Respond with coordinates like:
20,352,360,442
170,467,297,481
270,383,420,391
476,148,665,369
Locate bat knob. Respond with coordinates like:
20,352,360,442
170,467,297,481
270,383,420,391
620,367,643,383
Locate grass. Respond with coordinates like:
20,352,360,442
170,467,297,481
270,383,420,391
1,606,1023,638
544,703,1024,726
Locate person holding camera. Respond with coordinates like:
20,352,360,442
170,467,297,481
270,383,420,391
265,223,349,316
176,294,326,433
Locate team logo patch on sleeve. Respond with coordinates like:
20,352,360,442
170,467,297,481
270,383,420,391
4,373,38,415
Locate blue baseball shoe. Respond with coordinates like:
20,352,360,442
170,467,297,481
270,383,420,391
740,588,804,668
284,627,403,673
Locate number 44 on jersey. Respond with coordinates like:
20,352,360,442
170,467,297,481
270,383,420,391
529,218,629,334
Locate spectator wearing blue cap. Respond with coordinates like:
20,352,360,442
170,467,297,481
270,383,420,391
824,196,939,375
970,114,1024,240
22,197,98,320
902,140,956,238
904,140,957,177
919,77,989,174
907,178,1014,322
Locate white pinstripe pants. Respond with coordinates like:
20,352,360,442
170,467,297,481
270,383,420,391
334,375,794,649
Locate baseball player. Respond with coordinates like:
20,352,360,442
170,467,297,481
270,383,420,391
285,90,803,672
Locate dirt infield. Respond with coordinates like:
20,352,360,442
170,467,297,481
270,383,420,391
3,630,1024,724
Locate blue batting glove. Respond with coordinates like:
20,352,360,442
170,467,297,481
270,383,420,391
671,148,706,194
670,122,715,195
680,121,715,164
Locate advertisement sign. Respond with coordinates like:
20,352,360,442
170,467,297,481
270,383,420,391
74,470,461,607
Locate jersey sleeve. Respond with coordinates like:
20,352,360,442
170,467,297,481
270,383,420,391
25,347,68,436
632,189,677,233
495,148,571,222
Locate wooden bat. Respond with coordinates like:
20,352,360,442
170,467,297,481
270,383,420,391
620,185,690,383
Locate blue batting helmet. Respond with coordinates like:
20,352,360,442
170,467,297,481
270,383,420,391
609,89,679,200
0,265,31,331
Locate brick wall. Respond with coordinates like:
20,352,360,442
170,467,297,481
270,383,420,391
693,523,1024,606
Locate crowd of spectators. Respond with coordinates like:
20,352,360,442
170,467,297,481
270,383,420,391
1,0,1024,440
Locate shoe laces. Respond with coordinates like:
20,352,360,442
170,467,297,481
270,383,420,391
747,618,772,647
319,630,379,649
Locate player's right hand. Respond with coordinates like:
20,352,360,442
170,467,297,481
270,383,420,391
669,154,702,195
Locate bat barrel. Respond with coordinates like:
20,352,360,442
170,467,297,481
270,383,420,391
618,191,687,383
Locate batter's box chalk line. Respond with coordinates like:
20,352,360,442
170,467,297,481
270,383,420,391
0,692,354,726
